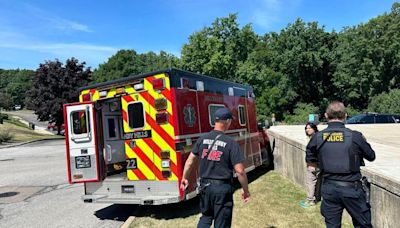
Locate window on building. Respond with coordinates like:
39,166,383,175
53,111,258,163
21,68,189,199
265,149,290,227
128,102,145,129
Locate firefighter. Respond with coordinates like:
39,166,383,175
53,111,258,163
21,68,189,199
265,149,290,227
181,107,250,228
306,101,376,227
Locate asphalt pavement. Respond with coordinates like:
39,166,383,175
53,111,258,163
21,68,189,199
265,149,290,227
0,140,131,228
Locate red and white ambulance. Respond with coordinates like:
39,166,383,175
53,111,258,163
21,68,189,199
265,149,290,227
63,68,271,205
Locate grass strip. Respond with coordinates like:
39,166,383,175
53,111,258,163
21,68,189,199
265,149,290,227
128,170,353,228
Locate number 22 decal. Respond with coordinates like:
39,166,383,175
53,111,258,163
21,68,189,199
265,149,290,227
126,158,137,169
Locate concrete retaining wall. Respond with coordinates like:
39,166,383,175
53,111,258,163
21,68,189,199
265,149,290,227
268,124,400,227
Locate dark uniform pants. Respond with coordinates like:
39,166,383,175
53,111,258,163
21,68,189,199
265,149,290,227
198,182,233,228
321,181,372,228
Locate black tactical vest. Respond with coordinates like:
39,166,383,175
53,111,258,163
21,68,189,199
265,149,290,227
317,127,360,174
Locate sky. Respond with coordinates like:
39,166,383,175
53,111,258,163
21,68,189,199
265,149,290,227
0,0,397,70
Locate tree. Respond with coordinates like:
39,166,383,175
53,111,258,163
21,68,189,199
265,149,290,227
368,89,400,114
29,58,91,134
181,14,259,81
0,92,13,110
333,3,400,110
265,19,337,111
92,50,180,83
0,69,34,108
284,103,319,124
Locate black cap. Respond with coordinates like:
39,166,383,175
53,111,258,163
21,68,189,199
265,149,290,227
215,108,233,121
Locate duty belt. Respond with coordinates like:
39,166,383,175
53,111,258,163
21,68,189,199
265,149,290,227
324,179,361,188
201,179,232,185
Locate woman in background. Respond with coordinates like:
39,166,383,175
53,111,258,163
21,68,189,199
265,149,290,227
300,122,321,208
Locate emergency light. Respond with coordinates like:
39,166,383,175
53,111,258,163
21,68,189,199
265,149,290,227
156,112,168,125
152,78,165,91
155,98,167,110
99,91,108,97
134,83,144,91
82,93,91,101
162,170,171,178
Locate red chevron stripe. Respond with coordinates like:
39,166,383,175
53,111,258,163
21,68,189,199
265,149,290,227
123,94,135,102
125,141,148,180
143,138,178,178
132,168,147,180
133,145,165,180
145,112,175,149
122,109,128,123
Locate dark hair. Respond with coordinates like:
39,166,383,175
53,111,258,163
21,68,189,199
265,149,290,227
325,101,346,120
305,122,318,136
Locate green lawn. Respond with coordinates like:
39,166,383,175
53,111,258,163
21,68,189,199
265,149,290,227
0,122,62,143
128,170,353,228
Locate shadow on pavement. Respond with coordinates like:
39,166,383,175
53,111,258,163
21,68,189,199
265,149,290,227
94,166,273,222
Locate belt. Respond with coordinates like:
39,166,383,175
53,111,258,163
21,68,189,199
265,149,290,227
324,179,361,188
201,179,232,185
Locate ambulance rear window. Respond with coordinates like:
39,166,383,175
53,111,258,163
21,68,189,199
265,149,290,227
71,111,89,135
128,102,145,129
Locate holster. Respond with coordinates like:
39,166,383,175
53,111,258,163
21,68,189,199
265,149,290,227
361,176,371,204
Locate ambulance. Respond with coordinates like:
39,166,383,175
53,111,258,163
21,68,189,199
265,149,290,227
63,68,271,205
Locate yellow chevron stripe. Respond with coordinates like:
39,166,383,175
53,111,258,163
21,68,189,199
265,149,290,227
127,169,139,180
135,139,178,180
106,88,116,98
144,79,173,115
125,143,155,180
151,129,177,164
92,90,99,101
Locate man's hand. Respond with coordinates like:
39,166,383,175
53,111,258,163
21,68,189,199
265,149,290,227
180,178,189,191
241,190,250,202
307,163,317,172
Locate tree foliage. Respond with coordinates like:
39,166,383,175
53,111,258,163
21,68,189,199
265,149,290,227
181,14,259,81
92,50,180,83
334,3,400,110
0,69,34,108
0,92,13,110
29,58,91,133
284,103,319,124
368,89,400,114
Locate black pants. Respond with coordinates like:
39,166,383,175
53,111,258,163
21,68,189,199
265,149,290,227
321,181,372,228
197,182,233,228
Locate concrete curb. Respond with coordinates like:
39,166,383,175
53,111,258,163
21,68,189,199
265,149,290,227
0,138,64,149
120,216,135,228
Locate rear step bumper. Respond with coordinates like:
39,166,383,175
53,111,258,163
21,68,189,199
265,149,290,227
82,194,180,205
83,178,181,205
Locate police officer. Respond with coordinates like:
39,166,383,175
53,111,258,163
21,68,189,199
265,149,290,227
306,101,376,228
181,107,250,228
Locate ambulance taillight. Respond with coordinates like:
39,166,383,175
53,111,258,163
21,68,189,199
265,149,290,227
156,112,168,125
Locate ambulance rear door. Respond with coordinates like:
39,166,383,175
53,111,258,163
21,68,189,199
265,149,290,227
64,102,100,183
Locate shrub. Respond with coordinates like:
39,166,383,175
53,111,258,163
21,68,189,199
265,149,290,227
0,113,9,120
0,127,14,144
284,103,319,124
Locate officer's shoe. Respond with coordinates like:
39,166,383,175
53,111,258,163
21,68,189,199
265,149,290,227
299,200,316,208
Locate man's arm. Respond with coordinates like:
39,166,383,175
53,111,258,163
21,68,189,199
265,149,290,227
305,134,318,164
353,131,376,162
180,153,199,190
234,162,250,202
